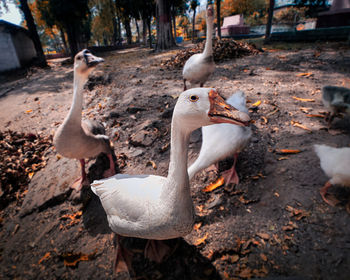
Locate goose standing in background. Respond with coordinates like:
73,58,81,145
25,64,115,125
321,85,350,128
53,49,115,191
182,5,215,90
314,144,350,211
91,88,250,275
188,91,252,186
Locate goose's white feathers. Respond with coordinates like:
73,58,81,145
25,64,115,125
314,144,350,186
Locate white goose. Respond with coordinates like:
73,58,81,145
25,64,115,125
314,144,350,210
188,91,252,186
182,5,215,90
53,49,115,191
91,88,250,274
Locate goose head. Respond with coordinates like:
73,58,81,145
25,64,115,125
74,49,104,77
173,88,250,132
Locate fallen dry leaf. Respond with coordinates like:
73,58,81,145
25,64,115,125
38,252,51,264
256,232,270,240
282,221,298,231
306,114,325,118
291,121,312,132
299,107,312,113
251,100,261,107
221,254,239,263
193,233,209,246
277,157,289,161
146,160,157,170
266,107,279,116
193,222,202,232
260,253,268,262
202,177,225,193
25,109,33,113
276,149,302,154
261,116,268,124
28,172,35,179
62,250,97,267
292,96,315,102
296,72,313,77
285,205,310,220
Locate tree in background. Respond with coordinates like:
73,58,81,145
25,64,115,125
38,0,90,58
3,0,47,66
265,0,274,42
156,0,175,50
215,0,222,39
190,0,199,42
170,0,188,43
138,0,156,48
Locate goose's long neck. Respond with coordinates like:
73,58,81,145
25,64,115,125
166,118,191,196
203,17,213,57
66,73,87,125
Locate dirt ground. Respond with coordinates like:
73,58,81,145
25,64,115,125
0,40,350,280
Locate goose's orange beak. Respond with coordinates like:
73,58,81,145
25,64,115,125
208,90,250,126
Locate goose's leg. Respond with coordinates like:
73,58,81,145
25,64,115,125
183,79,187,91
221,153,239,186
144,240,171,263
200,82,204,87
320,181,340,206
114,234,133,276
71,159,89,191
103,153,116,178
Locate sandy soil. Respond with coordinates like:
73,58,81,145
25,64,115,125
0,41,350,280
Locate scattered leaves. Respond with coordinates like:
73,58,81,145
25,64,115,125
193,222,202,232
285,205,310,220
260,253,268,262
0,131,52,209
261,116,268,124
62,250,97,267
292,96,315,102
162,39,260,68
282,221,298,231
276,149,302,154
251,100,261,107
256,232,270,240
193,233,209,246
306,114,325,118
146,160,157,170
202,177,225,193
291,121,312,132
296,72,313,77
25,109,33,113
38,252,51,264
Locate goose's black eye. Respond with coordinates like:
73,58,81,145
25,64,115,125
77,56,82,60
189,95,199,102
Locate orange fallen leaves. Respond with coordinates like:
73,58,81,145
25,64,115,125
193,233,209,246
282,221,298,231
292,96,315,102
146,160,157,170
261,116,268,124
260,253,268,262
291,121,312,132
276,149,302,154
25,109,33,113
306,114,325,118
62,250,97,267
38,252,51,264
285,205,310,220
296,72,313,77
256,232,270,240
251,100,262,107
193,222,202,232
201,177,225,193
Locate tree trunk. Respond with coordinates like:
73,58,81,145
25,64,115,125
18,0,47,67
216,0,221,39
59,28,68,55
109,0,118,45
265,0,275,42
135,19,140,43
156,0,175,50
65,24,78,58
192,8,196,43
147,18,152,49
116,16,122,44
172,8,177,43
123,17,132,45
142,18,147,46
